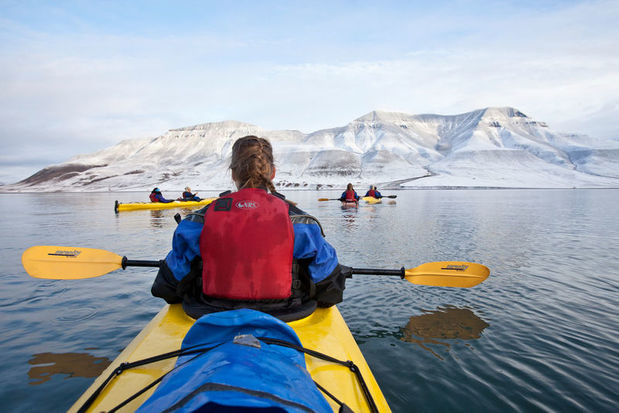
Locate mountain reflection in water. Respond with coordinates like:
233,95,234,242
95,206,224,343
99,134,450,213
28,352,111,385
401,306,489,359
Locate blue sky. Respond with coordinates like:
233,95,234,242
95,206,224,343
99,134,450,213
1,0,618,183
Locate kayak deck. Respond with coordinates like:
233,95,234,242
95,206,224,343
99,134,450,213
340,200,359,208
69,304,390,412
362,196,382,204
114,198,215,212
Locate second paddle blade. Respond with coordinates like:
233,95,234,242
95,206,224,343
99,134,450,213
22,246,124,279
405,261,490,288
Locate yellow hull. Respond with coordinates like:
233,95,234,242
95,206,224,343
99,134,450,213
362,196,382,204
114,198,215,212
69,304,390,412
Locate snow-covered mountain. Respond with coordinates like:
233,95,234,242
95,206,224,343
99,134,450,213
5,107,619,192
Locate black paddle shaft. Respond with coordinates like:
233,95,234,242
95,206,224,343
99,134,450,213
350,267,405,278
121,257,161,269
119,259,406,279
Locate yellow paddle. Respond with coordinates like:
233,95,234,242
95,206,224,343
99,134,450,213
22,246,489,288
351,262,489,288
21,246,159,279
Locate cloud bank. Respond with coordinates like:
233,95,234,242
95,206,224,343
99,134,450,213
1,0,618,184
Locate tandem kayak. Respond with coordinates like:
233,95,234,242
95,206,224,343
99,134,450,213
114,198,215,213
69,304,391,413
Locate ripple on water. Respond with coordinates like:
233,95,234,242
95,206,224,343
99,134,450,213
3,190,619,413
56,306,99,322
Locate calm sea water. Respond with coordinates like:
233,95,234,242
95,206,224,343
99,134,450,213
0,189,617,412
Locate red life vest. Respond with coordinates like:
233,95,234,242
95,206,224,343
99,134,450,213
200,188,294,300
367,189,376,197
149,193,158,202
344,190,357,201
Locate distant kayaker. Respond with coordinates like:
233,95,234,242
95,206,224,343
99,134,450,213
149,188,174,203
152,135,350,321
339,183,360,202
181,186,201,201
364,185,382,198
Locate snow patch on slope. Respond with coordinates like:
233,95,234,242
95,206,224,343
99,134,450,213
4,107,619,192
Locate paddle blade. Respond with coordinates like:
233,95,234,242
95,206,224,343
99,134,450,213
22,246,124,279
405,261,489,288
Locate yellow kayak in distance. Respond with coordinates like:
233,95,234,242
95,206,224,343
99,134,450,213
362,196,382,204
114,198,215,213
69,304,390,413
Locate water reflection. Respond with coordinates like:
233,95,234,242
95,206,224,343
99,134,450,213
150,210,165,228
28,351,111,385
401,306,489,359
340,206,358,230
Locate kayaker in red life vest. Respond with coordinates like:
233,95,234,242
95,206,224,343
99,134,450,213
149,188,174,203
151,135,350,321
339,183,360,202
364,185,382,198
181,186,201,201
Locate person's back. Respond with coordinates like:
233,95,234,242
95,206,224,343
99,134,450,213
152,135,349,321
340,183,359,202
201,187,293,300
364,185,382,198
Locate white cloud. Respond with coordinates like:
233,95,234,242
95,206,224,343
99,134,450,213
1,0,618,184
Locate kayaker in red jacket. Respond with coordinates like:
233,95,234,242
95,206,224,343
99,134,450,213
149,188,174,203
339,183,360,202
152,135,349,321
364,185,382,198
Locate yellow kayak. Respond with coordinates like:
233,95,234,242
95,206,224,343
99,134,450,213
362,196,382,204
69,304,390,413
114,198,215,212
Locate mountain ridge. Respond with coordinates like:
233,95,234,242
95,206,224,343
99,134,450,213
4,107,619,192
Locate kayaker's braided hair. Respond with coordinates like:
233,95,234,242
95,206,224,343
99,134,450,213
230,135,276,193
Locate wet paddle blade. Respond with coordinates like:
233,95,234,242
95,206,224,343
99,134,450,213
22,246,124,279
405,261,490,288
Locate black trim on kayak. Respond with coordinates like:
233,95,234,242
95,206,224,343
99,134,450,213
77,336,378,413
160,382,316,413
76,342,220,413
260,337,379,413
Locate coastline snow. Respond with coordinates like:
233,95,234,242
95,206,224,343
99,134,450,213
3,107,619,192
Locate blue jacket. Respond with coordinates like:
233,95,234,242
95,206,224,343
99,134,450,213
151,192,174,203
182,191,201,201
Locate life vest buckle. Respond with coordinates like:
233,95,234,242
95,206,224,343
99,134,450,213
233,334,262,349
